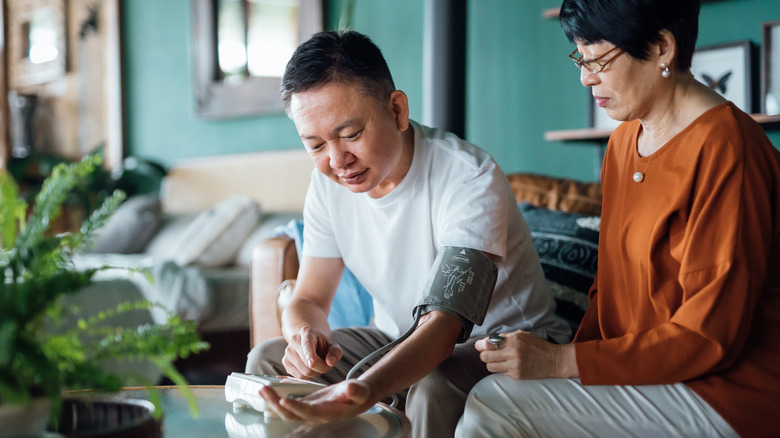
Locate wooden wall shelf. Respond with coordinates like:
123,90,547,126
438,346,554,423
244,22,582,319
545,113,780,143
542,8,560,19
544,127,611,142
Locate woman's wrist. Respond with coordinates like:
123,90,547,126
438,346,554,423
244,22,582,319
556,343,579,378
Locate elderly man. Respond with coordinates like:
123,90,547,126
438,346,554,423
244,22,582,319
245,29,568,437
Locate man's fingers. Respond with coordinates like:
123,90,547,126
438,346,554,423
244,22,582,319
300,330,322,367
282,353,310,379
325,343,343,367
294,331,334,376
259,386,303,421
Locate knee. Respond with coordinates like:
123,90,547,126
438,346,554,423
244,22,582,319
458,375,571,437
245,337,287,375
457,375,525,437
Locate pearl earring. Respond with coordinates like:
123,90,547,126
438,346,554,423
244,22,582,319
660,62,671,78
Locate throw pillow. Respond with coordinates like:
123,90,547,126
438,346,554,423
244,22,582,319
173,195,261,268
89,194,162,254
143,213,200,259
519,202,600,332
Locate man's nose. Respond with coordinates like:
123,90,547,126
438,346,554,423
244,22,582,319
329,145,354,169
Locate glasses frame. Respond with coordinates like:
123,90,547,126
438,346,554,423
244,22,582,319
569,46,623,73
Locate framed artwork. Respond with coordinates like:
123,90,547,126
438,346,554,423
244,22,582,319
7,0,67,88
191,0,323,119
761,20,780,115
691,41,752,113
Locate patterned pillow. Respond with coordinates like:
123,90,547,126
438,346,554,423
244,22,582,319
519,202,600,332
173,195,261,268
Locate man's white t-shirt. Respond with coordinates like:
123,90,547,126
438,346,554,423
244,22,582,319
302,121,569,342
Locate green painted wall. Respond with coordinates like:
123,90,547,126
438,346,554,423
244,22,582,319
123,0,780,180
467,0,780,181
122,0,423,168
122,1,299,166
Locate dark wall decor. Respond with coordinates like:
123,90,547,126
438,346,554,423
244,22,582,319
691,40,753,113
761,20,780,116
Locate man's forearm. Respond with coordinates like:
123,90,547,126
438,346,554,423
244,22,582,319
357,311,462,403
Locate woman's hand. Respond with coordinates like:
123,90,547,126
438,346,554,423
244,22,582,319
283,326,343,379
475,330,578,379
259,379,374,423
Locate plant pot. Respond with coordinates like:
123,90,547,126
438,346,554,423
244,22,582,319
51,397,161,438
0,398,51,438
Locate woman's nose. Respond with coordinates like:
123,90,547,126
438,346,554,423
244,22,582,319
580,68,599,87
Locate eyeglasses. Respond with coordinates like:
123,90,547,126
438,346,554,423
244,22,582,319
568,46,624,74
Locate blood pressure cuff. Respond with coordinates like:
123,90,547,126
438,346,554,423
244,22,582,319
413,247,498,343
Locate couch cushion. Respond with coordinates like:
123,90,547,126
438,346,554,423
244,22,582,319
519,202,600,332
172,195,261,268
144,213,200,258
508,173,602,216
89,194,162,254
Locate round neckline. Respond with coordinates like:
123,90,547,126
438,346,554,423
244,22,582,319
632,101,731,162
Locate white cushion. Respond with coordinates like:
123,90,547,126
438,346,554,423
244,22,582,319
89,194,161,254
172,195,261,268
143,213,200,259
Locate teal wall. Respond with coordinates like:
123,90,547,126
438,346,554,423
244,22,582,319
123,0,780,181
122,0,424,168
467,0,780,181
122,1,299,165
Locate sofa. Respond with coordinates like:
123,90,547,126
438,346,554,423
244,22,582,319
68,149,315,383
248,172,603,348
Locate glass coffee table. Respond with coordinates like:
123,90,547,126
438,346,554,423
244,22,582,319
105,386,410,438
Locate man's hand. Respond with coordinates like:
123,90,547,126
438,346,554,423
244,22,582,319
283,326,343,379
259,379,373,423
475,330,578,379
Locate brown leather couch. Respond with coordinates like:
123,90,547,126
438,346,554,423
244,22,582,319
248,173,603,348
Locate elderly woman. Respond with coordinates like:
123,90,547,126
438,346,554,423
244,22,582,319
456,0,780,437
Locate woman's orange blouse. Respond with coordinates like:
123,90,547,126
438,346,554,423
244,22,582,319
574,103,780,437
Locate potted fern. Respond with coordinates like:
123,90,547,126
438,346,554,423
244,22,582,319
0,154,208,436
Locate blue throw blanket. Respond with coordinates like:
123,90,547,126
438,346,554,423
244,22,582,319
274,220,374,328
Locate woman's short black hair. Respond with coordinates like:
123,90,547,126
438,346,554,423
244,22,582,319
280,30,396,116
559,0,701,71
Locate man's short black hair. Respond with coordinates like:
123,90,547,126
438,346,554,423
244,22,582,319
559,0,700,71
281,30,396,116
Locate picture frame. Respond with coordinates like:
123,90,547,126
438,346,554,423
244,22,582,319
7,0,67,88
761,20,780,116
191,0,323,119
691,40,753,114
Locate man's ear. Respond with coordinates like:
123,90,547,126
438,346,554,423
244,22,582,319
388,90,410,131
